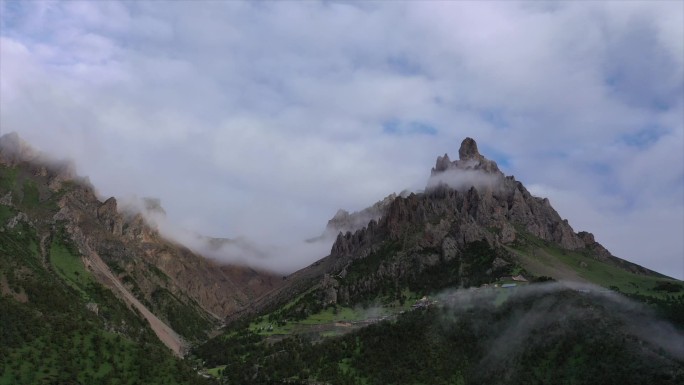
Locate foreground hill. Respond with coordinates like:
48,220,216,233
196,138,684,384
198,283,684,384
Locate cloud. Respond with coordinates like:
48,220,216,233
426,169,501,192
1,1,682,278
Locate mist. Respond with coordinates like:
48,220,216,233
434,282,684,362
426,168,502,191
117,195,334,274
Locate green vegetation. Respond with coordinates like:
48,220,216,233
255,306,355,330
0,295,204,385
0,165,18,190
21,181,40,208
267,287,328,322
205,365,226,378
247,305,371,339
0,164,61,221
0,204,14,223
50,234,93,297
0,224,209,384
150,288,213,341
654,281,683,293
337,239,506,307
195,287,684,384
299,306,362,324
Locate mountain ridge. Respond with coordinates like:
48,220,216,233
0,132,281,343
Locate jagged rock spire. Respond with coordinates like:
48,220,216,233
433,153,452,173
458,137,481,161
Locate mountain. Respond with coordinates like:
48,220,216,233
0,133,279,384
2,132,682,384
226,137,675,321
195,137,684,384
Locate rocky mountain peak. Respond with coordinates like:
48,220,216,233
329,137,618,264
431,137,500,177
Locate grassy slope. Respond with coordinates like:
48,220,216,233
508,231,683,298
49,233,93,297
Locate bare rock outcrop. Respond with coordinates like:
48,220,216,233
431,137,501,175
97,197,124,236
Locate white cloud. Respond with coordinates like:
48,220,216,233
1,1,682,278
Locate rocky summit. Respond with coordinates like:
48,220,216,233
432,137,501,175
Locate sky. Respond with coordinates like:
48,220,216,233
1,1,682,278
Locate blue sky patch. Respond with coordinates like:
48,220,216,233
587,161,612,176
386,55,423,76
619,126,666,149
479,108,510,130
382,120,437,136
479,144,511,169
